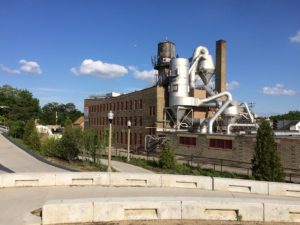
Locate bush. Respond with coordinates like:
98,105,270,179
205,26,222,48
41,137,60,157
59,122,81,161
252,120,284,182
23,118,41,151
159,140,176,169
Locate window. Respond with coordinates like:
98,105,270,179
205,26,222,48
121,102,124,110
140,99,143,109
134,116,137,126
130,100,133,110
117,102,119,111
209,139,232,149
139,116,143,126
179,136,197,146
134,100,138,109
125,101,128,110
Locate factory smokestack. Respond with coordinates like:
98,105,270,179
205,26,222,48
215,40,227,93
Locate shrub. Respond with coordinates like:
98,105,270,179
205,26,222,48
252,120,284,182
159,140,176,169
41,137,60,157
23,118,41,151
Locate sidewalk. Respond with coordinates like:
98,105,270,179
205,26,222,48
100,158,154,173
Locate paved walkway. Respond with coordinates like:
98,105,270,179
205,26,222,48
0,134,66,173
1,185,300,225
101,158,154,173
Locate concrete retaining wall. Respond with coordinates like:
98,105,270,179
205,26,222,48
213,177,268,195
161,174,212,190
110,173,161,187
269,182,300,197
2,172,300,200
42,197,264,224
264,202,300,222
182,200,263,221
55,172,109,186
0,173,56,187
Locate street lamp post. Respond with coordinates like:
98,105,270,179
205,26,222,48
127,120,131,162
107,110,114,172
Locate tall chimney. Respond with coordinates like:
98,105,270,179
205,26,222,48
215,40,226,93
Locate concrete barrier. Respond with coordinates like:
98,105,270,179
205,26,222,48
93,199,182,221
1,173,55,187
269,182,300,197
110,173,161,187
182,199,263,221
161,174,212,190
264,202,300,222
0,174,3,188
42,199,93,225
213,177,268,195
55,172,109,186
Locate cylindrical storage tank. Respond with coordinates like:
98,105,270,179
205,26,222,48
169,58,190,107
157,41,176,66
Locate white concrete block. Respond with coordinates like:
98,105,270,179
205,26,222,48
93,199,181,221
55,172,109,186
0,174,3,188
182,200,263,221
213,177,268,195
265,202,300,222
268,182,300,197
1,173,55,187
42,200,93,225
110,173,161,187
161,174,212,190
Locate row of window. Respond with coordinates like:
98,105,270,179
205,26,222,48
89,99,143,113
179,137,233,150
89,116,143,127
97,130,142,146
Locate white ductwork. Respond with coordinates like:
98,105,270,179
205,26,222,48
189,46,215,88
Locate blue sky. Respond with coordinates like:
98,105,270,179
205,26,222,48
0,0,299,115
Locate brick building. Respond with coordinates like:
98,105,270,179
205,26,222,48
84,85,166,151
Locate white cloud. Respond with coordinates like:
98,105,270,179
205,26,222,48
128,66,157,84
0,60,42,75
71,59,128,79
226,81,240,91
262,84,296,96
19,59,42,74
290,30,300,43
0,65,21,74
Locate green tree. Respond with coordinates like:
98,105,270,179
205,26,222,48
270,110,300,121
159,140,176,169
23,118,41,152
39,102,82,125
82,129,101,163
252,120,284,182
59,121,82,161
7,120,25,138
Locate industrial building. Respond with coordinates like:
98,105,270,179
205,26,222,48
84,40,300,169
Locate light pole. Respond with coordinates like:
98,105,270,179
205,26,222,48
127,120,131,162
107,110,114,172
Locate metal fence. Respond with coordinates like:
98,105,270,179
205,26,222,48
92,147,300,183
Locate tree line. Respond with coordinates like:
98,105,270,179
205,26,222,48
270,111,300,121
0,85,82,138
